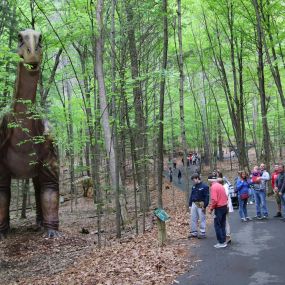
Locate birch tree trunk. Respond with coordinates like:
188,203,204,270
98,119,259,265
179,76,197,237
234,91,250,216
95,0,128,238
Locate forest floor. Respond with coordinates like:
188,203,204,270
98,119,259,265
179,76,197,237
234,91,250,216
0,175,197,285
0,153,253,285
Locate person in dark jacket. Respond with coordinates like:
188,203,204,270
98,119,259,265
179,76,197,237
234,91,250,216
272,164,282,217
178,169,182,184
188,173,209,239
275,164,285,221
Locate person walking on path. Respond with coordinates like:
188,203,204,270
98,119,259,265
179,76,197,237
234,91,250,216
217,172,233,243
252,163,270,219
272,164,282,218
188,173,209,239
236,171,252,222
168,167,173,183
208,175,228,249
178,169,182,184
173,158,177,169
275,164,285,221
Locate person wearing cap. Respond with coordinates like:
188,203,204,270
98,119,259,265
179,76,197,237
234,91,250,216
188,173,209,239
208,175,228,248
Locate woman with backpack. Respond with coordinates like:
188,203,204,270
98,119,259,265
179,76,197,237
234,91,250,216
236,171,252,222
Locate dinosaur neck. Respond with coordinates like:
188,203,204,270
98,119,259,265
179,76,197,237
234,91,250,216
13,62,40,113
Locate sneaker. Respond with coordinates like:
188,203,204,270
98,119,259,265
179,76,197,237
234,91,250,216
262,216,268,219
198,235,207,239
274,212,282,218
241,218,247,222
188,234,198,239
214,242,227,248
249,201,254,205
246,217,252,221
253,216,262,220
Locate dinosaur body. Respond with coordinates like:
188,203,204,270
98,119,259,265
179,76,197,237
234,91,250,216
0,29,60,239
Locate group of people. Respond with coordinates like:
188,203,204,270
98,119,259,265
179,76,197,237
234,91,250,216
188,163,285,249
181,152,200,167
168,167,182,184
188,171,230,248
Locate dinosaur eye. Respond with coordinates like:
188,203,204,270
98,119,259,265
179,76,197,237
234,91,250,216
18,34,24,47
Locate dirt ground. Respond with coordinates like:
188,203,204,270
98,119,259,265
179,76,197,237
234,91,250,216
1,149,273,285
0,177,196,285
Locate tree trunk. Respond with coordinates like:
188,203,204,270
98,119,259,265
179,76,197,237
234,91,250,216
252,0,271,169
177,0,189,200
124,0,147,230
157,0,168,246
95,0,128,238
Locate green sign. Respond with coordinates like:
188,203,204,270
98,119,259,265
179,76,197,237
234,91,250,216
154,208,170,222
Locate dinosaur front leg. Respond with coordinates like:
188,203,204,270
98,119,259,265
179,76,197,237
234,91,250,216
0,164,11,240
38,163,61,238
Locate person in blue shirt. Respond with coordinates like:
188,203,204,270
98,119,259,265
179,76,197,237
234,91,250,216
188,173,209,239
236,171,252,222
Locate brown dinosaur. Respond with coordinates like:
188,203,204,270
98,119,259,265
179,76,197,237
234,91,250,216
0,29,60,239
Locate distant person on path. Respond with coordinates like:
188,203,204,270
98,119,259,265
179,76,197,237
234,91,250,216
178,169,182,184
217,172,233,243
208,175,228,249
188,173,209,239
168,167,173,183
275,164,285,221
187,155,190,167
252,163,270,219
272,164,282,218
236,171,252,222
173,157,177,169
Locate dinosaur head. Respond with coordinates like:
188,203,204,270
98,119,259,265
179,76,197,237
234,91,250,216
18,29,42,71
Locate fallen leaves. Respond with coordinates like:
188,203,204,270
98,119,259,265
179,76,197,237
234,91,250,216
1,183,194,285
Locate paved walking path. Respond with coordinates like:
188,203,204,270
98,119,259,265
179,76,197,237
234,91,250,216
168,166,285,285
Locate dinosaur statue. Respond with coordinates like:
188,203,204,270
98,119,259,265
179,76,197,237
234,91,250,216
0,29,60,239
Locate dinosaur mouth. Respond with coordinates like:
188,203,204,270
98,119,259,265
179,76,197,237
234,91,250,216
23,63,39,71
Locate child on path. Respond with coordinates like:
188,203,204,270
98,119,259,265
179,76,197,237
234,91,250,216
178,169,182,184
168,167,173,183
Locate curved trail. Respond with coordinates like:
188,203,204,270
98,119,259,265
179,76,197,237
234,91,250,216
169,165,285,285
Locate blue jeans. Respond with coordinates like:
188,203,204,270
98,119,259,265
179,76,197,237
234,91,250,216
280,193,285,214
249,187,255,203
238,196,248,219
254,190,268,217
214,206,227,244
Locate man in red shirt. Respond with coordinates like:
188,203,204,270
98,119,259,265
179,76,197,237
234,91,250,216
208,175,228,248
272,164,282,217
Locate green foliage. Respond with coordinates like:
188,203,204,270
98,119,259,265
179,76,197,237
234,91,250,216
0,0,284,172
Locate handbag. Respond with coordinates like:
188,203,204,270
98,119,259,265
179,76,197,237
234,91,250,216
240,193,249,200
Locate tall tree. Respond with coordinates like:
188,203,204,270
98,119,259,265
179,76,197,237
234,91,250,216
252,0,271,168
157,0,168,245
